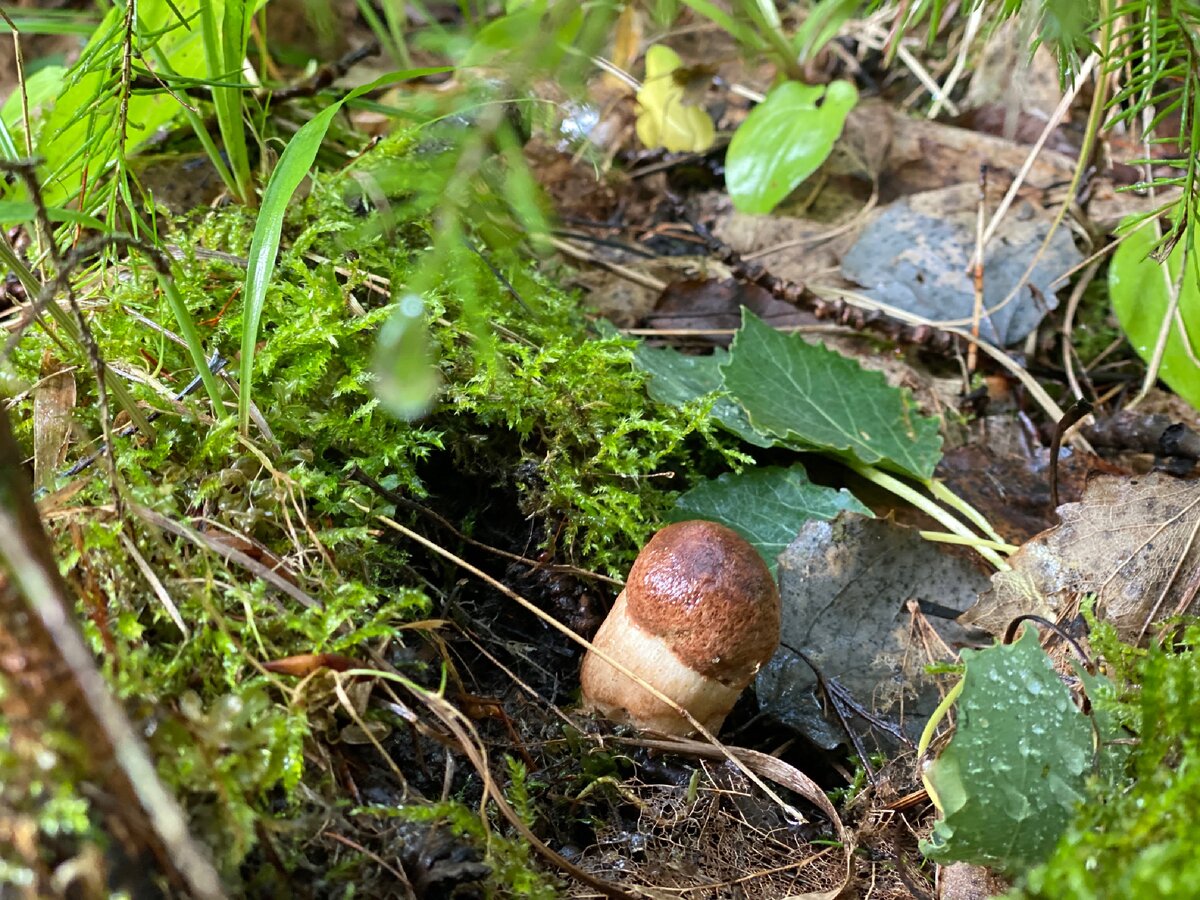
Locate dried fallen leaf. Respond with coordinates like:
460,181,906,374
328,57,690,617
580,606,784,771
33,350,75,490
635,45,715,154
644,277,811,341
758,514,989,749
936,442,1128,543
961,472,1200,640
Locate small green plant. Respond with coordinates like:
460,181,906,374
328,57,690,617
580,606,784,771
918,627,1123,876
1110,216,1200,407
633,0,861,213
235,67,444,432
198,0,258,205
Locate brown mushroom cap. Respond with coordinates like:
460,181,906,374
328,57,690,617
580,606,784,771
623,520,780,684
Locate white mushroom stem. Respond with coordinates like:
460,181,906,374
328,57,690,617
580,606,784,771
580,589,742,736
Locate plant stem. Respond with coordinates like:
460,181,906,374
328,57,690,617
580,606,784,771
917,531,1018,554
928,479,1007,545
846,461,1009,570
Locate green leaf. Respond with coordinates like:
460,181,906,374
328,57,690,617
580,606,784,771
0,65,65,148
720,310,942,480
633,343,771,447
31,2,209,209
920,628,1099,876
792,0,858,61
238,68,450,432
0,10,100,35
460,0,582,68
725,79,857,215
674,0,762,49
1110,217,1200,410
0,201,105,230
670,464,870,573
199,0,255,203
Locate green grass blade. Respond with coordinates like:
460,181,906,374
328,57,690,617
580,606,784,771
676,0,762,50
158,275,226,411
198,0,252,204
0,116,19,160
0,201,107,230
0,10,100,36
237,68,450,433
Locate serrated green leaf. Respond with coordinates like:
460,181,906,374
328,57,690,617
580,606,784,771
239,67,449,431
670,464,870,573
725,79,857,215
633,342,772,447
1110,217,1200,410
720,310,942,479
920,628,1096,876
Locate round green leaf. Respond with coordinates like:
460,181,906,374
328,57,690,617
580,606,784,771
726,79,858,215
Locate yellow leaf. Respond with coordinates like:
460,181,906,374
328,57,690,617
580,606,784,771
635,44,715,154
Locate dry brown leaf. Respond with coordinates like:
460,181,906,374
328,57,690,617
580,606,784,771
961,471,1200,640
831,100,1077,198
937,441,1129,544
32,349,75,490
760,515,990,749
644,277,813,341
605,3,641,91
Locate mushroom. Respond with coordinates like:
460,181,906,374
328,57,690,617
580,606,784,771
580,520,781,736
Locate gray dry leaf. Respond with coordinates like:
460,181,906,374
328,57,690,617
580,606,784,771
961,472,1200,640
841,183,1083,346
757,514,990,749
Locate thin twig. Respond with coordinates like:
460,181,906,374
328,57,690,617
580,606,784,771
895,44,959,116
927,5,982,118
1060,258,1103,402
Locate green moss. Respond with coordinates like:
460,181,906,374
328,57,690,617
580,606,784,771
2,125,724,892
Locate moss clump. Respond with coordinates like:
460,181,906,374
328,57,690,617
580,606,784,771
2,127,728,892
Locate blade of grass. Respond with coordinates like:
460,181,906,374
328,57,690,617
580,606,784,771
0,202,106,230
676,0,762,51
0,10,101,36
237,68,450,433
0,116,19,160
198,0,252,204
158,275,225,410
